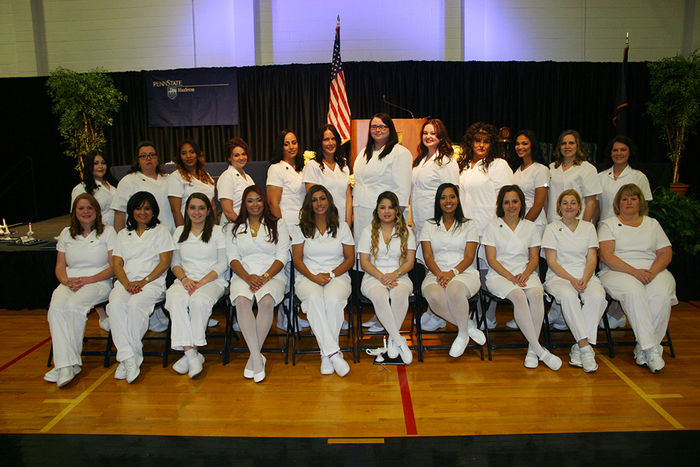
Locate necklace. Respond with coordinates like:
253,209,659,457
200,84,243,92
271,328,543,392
250,223,260,237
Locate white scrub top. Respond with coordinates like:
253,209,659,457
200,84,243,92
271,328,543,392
459,158,513,235
171,225,227,288
547,161,601,221
291,222,354,278
410,152,460,240
166,170,216,216
482,217,541,279
357,224,416,274
301,159,350,222
113,224,175,288
597,166,653,222
57,226,116,286
266,161,305,229
111,172,175,233
71,182,115,226
597,216,671,272
541,219,598,281
217,165,255,225
419,218,480,272
227,219,290,281
512,162,549,228
353,144,413,209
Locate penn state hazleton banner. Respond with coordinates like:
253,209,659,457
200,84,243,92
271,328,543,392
146,68,238,127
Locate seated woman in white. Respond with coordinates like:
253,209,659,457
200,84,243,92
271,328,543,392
228,185,290,383
166,193,227,379
482,185,561,370
167,139,217,227
45,194,116,388
358,191,416,364
541,189,607,373
598,183,676,373
108,191,174,384
420,183,486,358
291,185,355,377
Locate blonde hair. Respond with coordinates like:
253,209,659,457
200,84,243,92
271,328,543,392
556,189,582,218
613,183,648,216
370,192,409,263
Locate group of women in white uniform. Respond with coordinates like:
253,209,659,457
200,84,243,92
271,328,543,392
45,117,676,388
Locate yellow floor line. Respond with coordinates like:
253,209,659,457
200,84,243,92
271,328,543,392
648,394,684,399
328,438,385,444
40,366,115,433
43,399,74,403
598,354,684,429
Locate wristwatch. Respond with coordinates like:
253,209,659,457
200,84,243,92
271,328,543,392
329,271,336,279
144,275,151,283
451,268,459,275
263,272,271,280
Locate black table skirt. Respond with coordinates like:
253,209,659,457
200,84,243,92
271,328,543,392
0,243,58,310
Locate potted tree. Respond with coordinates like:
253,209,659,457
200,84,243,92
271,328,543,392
46,67,127,178
646,50,700,196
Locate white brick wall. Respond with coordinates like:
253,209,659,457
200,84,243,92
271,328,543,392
0,0,37,76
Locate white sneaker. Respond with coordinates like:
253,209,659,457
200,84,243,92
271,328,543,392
397,338,413,364
387,337,399,359
506,319,518,329
608,313,627,329
187,352,205,379
467,324,486,346
539,350,562,371
148,308,169,332
114,362,127,380
422,313,447,332
368,322,385,333
524,348,539,369
482,315,498,330
646,346,665,373
633,343,647,367
99,317,111,332
449,334,470,358
363,315,379,328
56,366,75,388
580,345,598,373
320,356,334,375
207,318,219,328
569,344,582,368
45,365,81,383
330,352,350,377
125,357,140,383
173,356,189,375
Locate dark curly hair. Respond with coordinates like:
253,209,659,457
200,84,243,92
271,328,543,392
458,122,499,173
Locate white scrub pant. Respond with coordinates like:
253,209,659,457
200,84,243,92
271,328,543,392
544,276,607,344
353,206,373,246
107,282,165,362
599,269,676,350
165,281,225,350
295,275,351,357
47,282,112,369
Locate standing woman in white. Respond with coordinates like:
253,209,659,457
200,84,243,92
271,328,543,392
291,185,355,377
267,130,306,230
541,189,607,373
228,185,290,383
108,192,174,383
546,130,601,223
217,137,255,224
71,152,118,227
45,194,116,388
112,141,174,234
358,191,416,364
511,130,549,236
166,193,227,379
353,113,412,244
302,124,352,226
596,136,653,224
167,140,217,227
420,183,486,358
598,184,676,373
482,185,561,370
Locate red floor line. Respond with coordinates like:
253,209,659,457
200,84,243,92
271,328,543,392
396,365,418,435
685,301,700,311
0,337,51,373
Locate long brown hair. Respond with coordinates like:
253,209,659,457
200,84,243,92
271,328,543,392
369,191,409,262
414,119,454,167
299,184,340,239
458,122,499,173
552,129,587,168
178,193,216,243
69,193,104,238
232,185,279,243
175,140,215,185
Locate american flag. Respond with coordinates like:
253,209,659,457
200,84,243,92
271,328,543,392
327,22,351,142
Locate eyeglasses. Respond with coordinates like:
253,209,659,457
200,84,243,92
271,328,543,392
138,153,158,159
370,124,389,130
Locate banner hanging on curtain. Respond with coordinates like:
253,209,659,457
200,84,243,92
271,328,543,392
146,68,238,127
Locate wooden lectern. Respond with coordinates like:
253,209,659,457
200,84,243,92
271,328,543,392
349,118,427,168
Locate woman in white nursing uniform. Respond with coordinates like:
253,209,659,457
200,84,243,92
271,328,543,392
302,124,352,225
108,192,174,384
112,141,174,233
353,113,412,244
511,130,549,236
482,185,561,370
167,139,217,227
420,183,486,358
44,194,116,388
165,193,226,379
547,130,601,223
267,129,306,230
71,152,118,227
596,136,652,224
217,137,255,224
228,185,290,383
358,191,416,364
541,189,606,373
598,184,676,373
291,185,354,377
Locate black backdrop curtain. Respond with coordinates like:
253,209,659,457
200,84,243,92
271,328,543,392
2,60,696,224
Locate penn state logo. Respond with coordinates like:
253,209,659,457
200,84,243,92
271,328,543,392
167,87,178,100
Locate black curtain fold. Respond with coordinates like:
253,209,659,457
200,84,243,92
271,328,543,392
2,60,696,225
